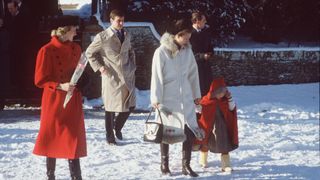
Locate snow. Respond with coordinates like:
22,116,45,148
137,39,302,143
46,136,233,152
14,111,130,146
224,36,320,49
62,3,91,18
60,0,91,10
216,47,320,52
0,83,319,179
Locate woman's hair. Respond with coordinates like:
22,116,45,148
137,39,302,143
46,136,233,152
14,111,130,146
51,26,72,41
176,29,193,37
168,18,193,35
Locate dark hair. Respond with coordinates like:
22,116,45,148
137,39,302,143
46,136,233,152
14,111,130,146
168,18,193,35
110,9,125,19
191,11,205,24
7,0,18,7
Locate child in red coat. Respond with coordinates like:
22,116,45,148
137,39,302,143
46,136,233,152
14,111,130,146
194,77,238,172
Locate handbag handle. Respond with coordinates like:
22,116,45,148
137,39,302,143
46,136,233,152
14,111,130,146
145,107,163,124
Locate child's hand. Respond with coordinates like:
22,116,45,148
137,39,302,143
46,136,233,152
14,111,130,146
195,105,202,113
225,90,232,99
194,98,201,105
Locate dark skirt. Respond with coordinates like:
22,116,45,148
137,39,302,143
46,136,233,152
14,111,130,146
208,107,238,153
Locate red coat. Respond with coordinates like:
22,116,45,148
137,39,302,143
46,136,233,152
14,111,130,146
195,78,238,151
33,36,87,159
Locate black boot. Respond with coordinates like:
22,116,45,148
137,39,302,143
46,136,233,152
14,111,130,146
160,143,171,175
68,159,82,180
114,112,129,140
46,157,56,180
105,111,116,145
182,125,198,177
114,107,133,140
182,151,198,177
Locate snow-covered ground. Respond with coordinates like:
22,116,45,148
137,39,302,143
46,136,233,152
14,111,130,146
0,83,319,179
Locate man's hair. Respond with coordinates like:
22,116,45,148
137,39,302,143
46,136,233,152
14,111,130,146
191,11,205,24
109,9,125,19
7,0,18,7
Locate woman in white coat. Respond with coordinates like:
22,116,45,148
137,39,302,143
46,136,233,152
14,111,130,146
150,18,203,177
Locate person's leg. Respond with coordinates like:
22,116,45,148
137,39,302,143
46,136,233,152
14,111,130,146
221,153,232,172
182,125,199,177
199,150,209,168
68,159,82,180
160,143,171,175
46,157,56,180
114,107,134,140
105,111,116,144
199,145,209,168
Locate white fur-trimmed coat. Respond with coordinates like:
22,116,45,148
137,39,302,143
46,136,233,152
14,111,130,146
150,32,201,134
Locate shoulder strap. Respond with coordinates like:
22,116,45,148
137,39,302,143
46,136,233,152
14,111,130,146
145,107,163,124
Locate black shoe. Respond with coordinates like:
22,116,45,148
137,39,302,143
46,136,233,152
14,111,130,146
46,157,56,180
161,155,171,175
182,149,199,177
115,130,123,140
107,140,117,145
68,159,82,180
47,170,55,180
160,144,171,175
161,169,171,175
182,164,198,177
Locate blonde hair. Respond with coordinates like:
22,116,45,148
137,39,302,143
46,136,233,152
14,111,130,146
51,26,72,41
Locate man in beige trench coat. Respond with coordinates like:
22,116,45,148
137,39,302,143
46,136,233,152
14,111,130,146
86,9,136,145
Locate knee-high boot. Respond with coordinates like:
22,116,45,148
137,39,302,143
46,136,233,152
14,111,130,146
46,157,56,180
182,150,199,177
182,125,199,177
160,143,171,175
68,159,82,180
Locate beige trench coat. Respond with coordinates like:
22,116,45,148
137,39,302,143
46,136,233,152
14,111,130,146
86,27,136,112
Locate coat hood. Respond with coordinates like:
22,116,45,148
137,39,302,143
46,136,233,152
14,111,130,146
160,32,191,58
201,77,227,106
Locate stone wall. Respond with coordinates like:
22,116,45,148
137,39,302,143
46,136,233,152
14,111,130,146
211,49,319,85
81,23,104,99
81,21,319,98
126,27,160,90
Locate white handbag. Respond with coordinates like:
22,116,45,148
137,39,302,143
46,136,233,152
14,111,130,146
158,105,186,144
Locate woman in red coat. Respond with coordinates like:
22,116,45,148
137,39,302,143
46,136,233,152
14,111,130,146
33,16,87,180
194,77,238,172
